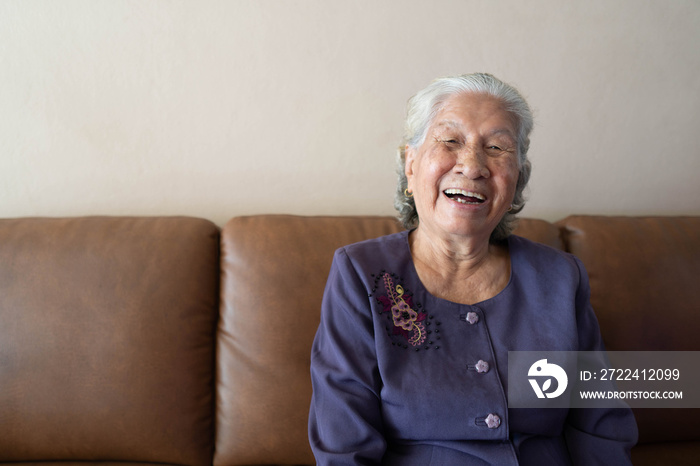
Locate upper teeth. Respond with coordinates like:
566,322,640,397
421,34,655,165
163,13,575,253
444,189,485,200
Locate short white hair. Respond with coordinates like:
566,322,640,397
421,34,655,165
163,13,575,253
395,73,534,241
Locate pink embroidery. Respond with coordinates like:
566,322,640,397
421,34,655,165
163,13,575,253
377,273,427,346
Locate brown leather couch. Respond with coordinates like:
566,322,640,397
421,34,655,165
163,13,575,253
0,214,698,465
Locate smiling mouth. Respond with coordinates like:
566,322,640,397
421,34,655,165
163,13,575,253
443,188,486,205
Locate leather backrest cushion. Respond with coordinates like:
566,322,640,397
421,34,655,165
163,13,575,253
0,217,219,465
557,215,700,350
215,215,561,464
557,215,700,443
513,217,565,250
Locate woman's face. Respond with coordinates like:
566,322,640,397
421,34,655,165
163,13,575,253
405,92,520,242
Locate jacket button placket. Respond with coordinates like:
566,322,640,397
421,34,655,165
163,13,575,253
462,306,507,436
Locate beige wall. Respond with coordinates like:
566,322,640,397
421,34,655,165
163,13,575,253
2,0,699,226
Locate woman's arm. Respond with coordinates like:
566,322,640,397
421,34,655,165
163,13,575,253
309,248,387,465
564,256,638,465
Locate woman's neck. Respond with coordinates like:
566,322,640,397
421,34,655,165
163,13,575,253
409,226,510,305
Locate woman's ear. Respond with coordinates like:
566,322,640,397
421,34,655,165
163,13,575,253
404,145,416,184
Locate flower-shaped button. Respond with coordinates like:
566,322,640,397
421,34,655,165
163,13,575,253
475,360,489,373
485,413,501,429
466,312,479,324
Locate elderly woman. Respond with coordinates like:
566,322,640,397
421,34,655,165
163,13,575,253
308,73,637,465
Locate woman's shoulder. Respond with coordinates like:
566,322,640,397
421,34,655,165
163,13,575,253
339,230,410,259
508,234,584,277
332,230,412,275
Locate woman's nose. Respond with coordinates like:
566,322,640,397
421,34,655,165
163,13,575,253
455,146,490,179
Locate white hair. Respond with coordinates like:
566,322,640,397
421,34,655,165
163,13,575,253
395,73,534,241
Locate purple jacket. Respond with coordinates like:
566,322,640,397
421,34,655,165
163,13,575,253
309,231,637,465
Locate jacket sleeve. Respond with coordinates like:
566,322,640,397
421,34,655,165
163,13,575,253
564,256,638,465
309,248,386,465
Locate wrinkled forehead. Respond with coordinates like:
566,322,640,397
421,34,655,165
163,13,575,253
432,119,517,140
429,95,519,143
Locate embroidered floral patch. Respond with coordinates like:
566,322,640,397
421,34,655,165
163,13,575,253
372,271,441,350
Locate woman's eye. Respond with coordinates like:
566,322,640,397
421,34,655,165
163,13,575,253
487,145,502,151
